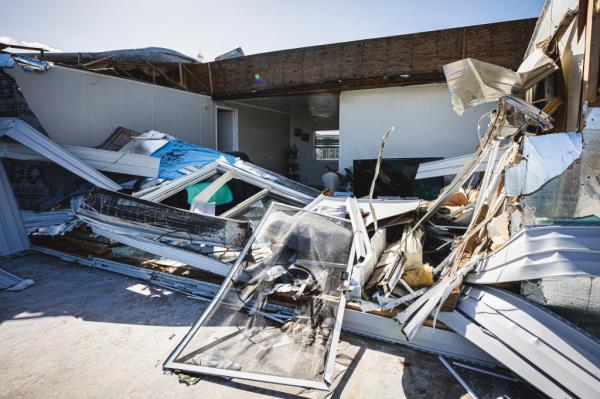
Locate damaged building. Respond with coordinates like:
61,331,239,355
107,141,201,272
1,0,599,397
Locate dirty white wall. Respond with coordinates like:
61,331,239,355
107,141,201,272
226,103,290,174
290,113,338,187
8,65,215,148
339,84,494,170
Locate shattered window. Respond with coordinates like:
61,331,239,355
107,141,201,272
165,203,354,389
227,193,302,225
313,130,339,161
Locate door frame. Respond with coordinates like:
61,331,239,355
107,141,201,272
215,105,239,152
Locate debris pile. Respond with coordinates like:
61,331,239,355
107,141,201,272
0,1,598,396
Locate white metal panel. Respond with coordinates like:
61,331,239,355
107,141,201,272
0,142,160,177
437,310,572,399
456,286,600,398
7,65,214,148
0,162,29,256
467,225,600,284
0,118,121,190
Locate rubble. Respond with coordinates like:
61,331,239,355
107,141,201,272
0,1,599,395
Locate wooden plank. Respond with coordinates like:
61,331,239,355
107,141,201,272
583,0,600,105
144,61,187,91
81,56,113,69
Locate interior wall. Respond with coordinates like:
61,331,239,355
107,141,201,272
225,103,289,174
339,83,494,170
8,65,215,148
290,113,338,187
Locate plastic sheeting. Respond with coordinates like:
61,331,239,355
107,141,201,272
0,54,15,68
151,140,236,180
165,204,354,389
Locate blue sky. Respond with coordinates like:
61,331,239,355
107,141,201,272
3,0,544,61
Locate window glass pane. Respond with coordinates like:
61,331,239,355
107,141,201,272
313,130,339,147
313,131,339,160
168,204,353,387
314,147,339,161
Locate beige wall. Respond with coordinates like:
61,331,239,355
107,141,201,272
290,113,338,187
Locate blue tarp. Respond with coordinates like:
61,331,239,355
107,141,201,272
13,56,50,72
151,140,236,180
0,54,15,68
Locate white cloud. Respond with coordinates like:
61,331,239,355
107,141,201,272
0,36,62,52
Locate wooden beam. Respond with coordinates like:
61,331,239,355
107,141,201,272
81,56,113,69
583,0,600,105
143,61,187,91
181,63,210,93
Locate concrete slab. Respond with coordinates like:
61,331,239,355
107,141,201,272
0,253,535,398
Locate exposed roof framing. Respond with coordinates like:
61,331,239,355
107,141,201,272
31,18,536,100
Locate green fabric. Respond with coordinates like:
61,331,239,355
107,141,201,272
185,182,233,205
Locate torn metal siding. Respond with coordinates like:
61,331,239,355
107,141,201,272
415,153,493,179
437,309,573,398
0,118,121,191
454,286,600,398
46,218,232,277
0,142,160,178
0,162,29,256
0,267,32,291
467,225,600,284
524,107,600,221
504,132,583,196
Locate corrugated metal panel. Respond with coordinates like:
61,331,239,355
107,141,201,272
467,225,600,284
442,285,600,398
0,162,29,256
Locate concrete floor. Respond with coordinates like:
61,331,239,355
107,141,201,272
0,253,537,399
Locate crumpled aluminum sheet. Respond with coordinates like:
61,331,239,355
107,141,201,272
443,49,558,115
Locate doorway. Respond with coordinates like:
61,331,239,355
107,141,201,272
216,106,238,152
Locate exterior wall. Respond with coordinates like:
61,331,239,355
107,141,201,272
339,84,494,170
290,113,338,187
227,103,290,174
8,65,215,148
209,18,536,99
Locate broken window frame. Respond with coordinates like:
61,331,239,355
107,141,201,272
163,202,356,390
134,160,316,213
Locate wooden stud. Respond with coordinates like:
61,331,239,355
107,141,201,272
583,0,600,105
